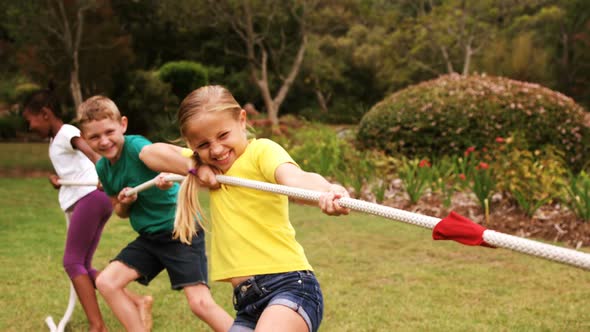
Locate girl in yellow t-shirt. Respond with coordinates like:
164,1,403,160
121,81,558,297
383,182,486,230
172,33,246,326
142,85,350,332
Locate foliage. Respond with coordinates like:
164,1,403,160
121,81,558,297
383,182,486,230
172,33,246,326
454,147,497,212
3,1,134,107
159,61,215,100
115,70,178,141
398,157,432,204
492,137,567,217
357,74,590,171
285,123,347,177
430,156,457,208
0,74,40,104
0,112,26,140
279,122,381,198
478,32,551,84
564,171,590,222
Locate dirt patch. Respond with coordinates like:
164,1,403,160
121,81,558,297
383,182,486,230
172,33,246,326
364,182,590,249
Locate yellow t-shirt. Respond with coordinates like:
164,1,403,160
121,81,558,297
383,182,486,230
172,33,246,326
209,138,313,281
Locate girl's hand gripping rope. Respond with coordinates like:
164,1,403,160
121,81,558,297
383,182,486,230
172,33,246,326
182,147,222,190
193,165,222,190
319,184,351,216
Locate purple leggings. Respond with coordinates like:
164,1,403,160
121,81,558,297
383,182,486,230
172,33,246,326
63,189,112,281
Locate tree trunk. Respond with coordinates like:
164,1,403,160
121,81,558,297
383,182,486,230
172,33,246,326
315,89,329,113
70,53,83,109
240,0,307,128
462,39,473,76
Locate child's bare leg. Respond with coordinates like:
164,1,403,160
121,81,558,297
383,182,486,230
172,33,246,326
71,274,108,332
184,284,233,332
96,261,146,331
124,289,153,331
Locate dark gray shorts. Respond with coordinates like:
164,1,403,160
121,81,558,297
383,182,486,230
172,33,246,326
114,229,208,290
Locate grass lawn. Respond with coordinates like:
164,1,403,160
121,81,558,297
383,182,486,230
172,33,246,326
1,177,590,331
1,142,590,331
0,142,53,173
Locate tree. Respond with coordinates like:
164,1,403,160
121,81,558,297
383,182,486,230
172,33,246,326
205,0,309,128
5,0,132,109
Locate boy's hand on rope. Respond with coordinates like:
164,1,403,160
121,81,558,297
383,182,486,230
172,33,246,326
117,187,137,205
319,184,350,216
155,173,175,190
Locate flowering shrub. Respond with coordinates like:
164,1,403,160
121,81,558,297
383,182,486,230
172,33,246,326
357,73,590,170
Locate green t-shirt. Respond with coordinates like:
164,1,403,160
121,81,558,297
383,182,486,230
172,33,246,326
96,135,178,234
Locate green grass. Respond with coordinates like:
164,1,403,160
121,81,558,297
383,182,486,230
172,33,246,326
0,142,53,172
2,177,590,331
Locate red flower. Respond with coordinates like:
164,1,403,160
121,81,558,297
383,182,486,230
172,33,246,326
476,162,489,170
464,146,476,156
458,173,466,181
495,137,505,143
419,159,431,168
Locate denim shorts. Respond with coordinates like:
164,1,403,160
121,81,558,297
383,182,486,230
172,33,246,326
114,229,208,290
230,270,323,332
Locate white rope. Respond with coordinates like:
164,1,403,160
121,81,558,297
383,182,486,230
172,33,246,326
115,174,590,271
124,174,185,197
57,179,99,186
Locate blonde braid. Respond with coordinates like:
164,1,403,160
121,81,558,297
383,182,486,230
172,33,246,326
173,158,209,244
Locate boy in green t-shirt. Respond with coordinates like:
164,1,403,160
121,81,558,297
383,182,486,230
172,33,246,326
77,96,232,332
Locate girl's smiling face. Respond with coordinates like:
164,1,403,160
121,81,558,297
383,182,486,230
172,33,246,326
185,109,248,173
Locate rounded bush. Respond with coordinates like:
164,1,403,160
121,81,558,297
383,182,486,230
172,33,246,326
159,61,208,100
117,70,178,140
357,74,590,169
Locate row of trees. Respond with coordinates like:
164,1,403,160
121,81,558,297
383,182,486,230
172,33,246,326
1,0,589,130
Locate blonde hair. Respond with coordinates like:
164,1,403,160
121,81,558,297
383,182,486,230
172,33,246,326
76,95,122,125
174,85,243,244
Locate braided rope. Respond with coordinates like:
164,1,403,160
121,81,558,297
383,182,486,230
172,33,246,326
216,175,590,271
483,230,590,270
57,179,99,186
124,174,185,197
70,173,589,270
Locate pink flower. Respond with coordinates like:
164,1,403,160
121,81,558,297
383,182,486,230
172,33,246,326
495,137,505,143
458,173,466,181
419,159,431,168
476,162,489,170
464,146,476,156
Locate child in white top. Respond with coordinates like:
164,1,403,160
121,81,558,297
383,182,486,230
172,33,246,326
23,89,152,332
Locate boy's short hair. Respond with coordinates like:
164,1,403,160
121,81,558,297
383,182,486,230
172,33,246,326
77,95,121,125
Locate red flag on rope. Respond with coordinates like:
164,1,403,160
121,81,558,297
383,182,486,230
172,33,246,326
432,211,495,248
